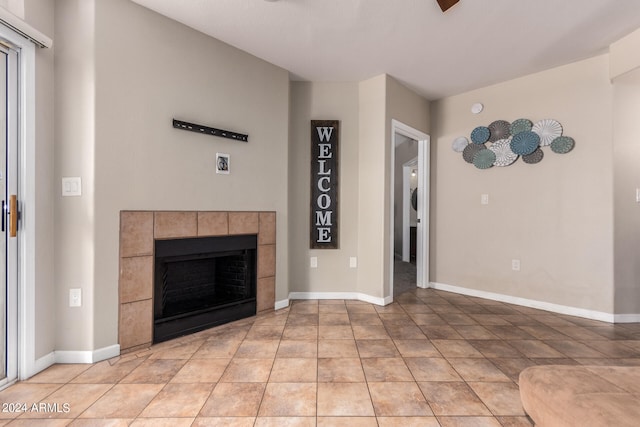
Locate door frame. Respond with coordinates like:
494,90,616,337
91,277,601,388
0,23,37,384
390,120,429,294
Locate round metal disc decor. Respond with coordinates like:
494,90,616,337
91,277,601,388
510,131,540,156
550,136,575,154
489,138,518,167
510,118,533,135
452,136,469,152
488,120,511,142
470,126,490,144
473,149,496,169
463,143,484,163
522,147,544,164
532,119,563,146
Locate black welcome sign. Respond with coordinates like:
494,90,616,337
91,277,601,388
310,120,339,249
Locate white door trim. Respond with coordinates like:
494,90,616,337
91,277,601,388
390,120,430,297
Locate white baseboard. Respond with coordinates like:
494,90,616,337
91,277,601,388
288,292,390,306
31,351,56,377
275,299,290,310
614,313,640,323
54,344,121,365
430,282,620,323
25,344,121,379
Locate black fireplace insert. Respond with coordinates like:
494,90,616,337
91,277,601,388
153,234,257,343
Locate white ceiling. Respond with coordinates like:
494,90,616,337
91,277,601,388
131,0,640,100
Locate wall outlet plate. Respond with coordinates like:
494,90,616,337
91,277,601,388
62,177,82,196
511,259,521,271
349,257,357,268
69,288,82,307
310,257,318,268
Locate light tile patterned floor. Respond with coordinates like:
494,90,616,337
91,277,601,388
1,288,640,426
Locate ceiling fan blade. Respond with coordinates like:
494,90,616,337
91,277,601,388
437,0,459,12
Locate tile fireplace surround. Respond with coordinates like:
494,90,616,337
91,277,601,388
119,210,276,352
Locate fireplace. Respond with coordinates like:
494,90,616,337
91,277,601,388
119,211,276,352
154,234,257,343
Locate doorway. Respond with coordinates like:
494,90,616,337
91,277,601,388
389,120,429,298
0,41,19,387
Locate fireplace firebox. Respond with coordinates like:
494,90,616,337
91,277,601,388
153,234,257,343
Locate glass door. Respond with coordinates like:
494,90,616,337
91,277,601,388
0,41,19,386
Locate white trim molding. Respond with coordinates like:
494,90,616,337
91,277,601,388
430,282,620,323
40,345,121,366
0,7,52,48
614,314,640,323
275,299,290,310
32,352,55,377
288,292,391,306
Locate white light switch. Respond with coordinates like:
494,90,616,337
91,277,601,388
310,257,318,268
512,259,521,271
69,288,82,307
636,188,640,203
349,257,357,268
481,194,489,205
62,177,82,197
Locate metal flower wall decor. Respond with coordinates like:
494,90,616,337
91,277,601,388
452,118,575,169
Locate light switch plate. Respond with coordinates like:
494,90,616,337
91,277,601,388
349,257,357,268
481,194,489,205
310,257,318,268
62,177,82,197
69,288,82,307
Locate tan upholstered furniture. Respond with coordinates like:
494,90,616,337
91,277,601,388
519,365,640,427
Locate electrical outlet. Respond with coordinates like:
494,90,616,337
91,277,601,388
310,257,318,268
512,259,521,271
349,257,357,268
481,194,489,205
69,288,82,307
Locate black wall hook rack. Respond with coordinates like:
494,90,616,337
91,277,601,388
173,119,249,142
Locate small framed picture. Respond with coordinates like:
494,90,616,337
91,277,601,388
216,153,230,174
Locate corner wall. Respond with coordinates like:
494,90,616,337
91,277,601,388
384,76,430,297
23,0,55,362
289,82,360,294
612,72,640,317
431,55,615,314
54,0,290,354
288,76,430,302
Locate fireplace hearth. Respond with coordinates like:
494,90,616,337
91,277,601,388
153,234,257,343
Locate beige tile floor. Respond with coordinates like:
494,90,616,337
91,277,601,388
1,288,640,426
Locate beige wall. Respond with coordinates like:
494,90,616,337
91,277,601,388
34,0,640,369
356,75,430,299
289,76,430,301
21,0,55,359
610,27,640,80
384,76,430,297
356,75,388,298
612,68,640,315
54,0,290,352
431,55,615,313
289,82,360,294
54,0,96,352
